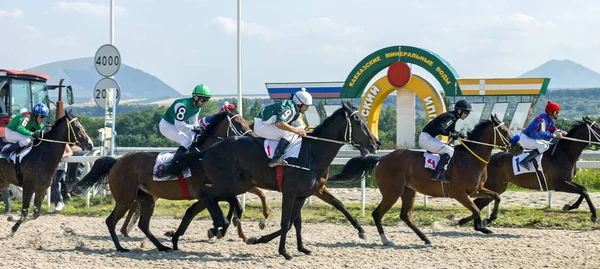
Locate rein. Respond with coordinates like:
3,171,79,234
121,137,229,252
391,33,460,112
457,122,512,164
304,110,359,145
560,121,600,146
33,117,81,147
227,114,253,137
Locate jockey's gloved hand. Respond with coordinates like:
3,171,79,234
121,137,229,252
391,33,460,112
450,132,465,140
192,126,203,134
31,131,42,140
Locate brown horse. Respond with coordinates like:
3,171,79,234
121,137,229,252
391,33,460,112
73,108,258,252
330,114,523,245
0,111,94,235
457,116,600,225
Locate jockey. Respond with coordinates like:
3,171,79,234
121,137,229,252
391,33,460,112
418,100,472,182
2,103,48,157
518,100,567,170
159,84,211,160
199,101,236,129
254,88,311,167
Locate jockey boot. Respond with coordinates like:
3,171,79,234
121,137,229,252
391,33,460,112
269,138,291,168
1,143,22,159
431,153,451,183
519,149,540,170
171,146,188,164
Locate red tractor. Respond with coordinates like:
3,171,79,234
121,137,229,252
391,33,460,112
0,69,74,140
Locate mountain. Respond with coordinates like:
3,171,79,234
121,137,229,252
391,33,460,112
519,59,600,89
26,58,183,103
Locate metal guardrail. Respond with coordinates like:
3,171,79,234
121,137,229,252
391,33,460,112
64,148,600,212
101,147,600,159
65,151,600,167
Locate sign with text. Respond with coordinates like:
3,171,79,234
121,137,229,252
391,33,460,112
94,77,121,109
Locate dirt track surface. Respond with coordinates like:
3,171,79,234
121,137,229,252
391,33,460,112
2,213,600,269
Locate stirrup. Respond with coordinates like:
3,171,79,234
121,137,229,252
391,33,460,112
519,160,531,170
268,158,288,168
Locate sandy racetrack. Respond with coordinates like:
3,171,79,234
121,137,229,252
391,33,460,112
3,188,600,269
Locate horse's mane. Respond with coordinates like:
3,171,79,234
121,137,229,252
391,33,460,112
566,120,586,137
44,114,69,138
466,120,492,140
193,108,241,146
311,102,357,136
202,108,239,136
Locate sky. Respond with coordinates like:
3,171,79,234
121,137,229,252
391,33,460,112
2,0,600,96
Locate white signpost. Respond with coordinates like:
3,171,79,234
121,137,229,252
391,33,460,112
93,77,121,109
94,43,121,157
94,44,121,77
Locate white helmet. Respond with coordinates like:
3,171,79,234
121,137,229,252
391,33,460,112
292,88,313,106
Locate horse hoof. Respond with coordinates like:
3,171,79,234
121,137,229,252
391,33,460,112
424,240,432,245
246,237,258,245
117,247,130,252
592,217,598,223
207,229,216,239
358,232,367,240
159,247,173,252
216,230,225,239
298,247,312,255
280,252,293,260
480,228,493,234
562,204,570,212
259,219,267,230
164,231,174,237
482,219,488,227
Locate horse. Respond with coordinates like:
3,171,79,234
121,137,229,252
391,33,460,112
72,108,260,252
0,110,94,235
242,123,376,240
119,111,271,239
165,101,380,260
457,116,600,225
329,114,523,245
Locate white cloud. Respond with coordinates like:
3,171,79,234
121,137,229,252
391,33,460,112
50,36,78,47
212,16,274,41
0,9,24,19
54,1,128,17
296,17,368,39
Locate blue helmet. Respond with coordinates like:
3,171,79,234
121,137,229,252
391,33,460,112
33,103,49,117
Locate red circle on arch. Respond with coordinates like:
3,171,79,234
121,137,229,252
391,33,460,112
387,62,412,87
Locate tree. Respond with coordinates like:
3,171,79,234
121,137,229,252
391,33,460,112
250,99,262,117
242,98,252,121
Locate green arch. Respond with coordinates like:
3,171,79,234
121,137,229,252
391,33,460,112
340,45,462,98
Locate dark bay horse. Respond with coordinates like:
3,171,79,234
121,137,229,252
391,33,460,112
245,123,376,240
330,114,522,245
73,108,259,252
0,111,94,235
165,101,380,260
457,116,600,225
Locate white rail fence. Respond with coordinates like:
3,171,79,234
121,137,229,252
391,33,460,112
61,148,600,214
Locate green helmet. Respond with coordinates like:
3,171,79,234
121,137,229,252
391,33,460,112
192,84,211,97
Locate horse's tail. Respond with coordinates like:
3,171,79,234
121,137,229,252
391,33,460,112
164,150,206,177
72,157,117,195
329,155,381,182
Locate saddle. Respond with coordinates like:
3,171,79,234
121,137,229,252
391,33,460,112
0,143,32,164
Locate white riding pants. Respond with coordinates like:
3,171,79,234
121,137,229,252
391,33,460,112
159,119,193,148
418,132,454,157
5,129,32,147
254,118,299,141
520,133,551,153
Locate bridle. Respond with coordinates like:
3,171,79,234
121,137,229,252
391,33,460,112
304,110,361,146
33,117,86,147
226,113,253,137
458,121,517,164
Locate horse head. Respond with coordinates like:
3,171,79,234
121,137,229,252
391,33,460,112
61,110,94,151
580,116,600,143
341,101,381,156
193,108,254,148
490,114,523,155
